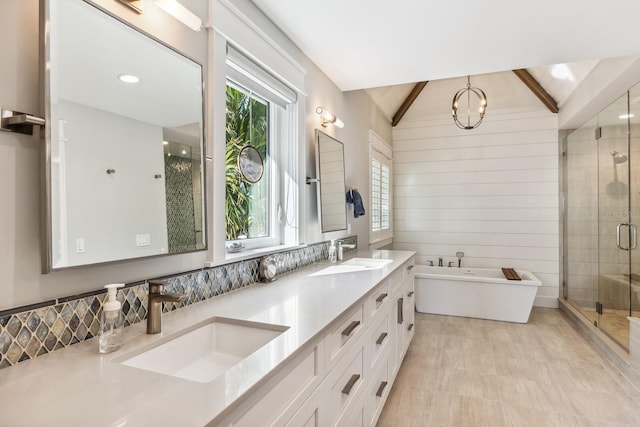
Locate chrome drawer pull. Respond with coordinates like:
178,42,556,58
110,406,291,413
407,265,414,271
376,381,388,397
408,323,414,331
376,332,388,345
407,291,414,297
341,374,361,395
375,293,388,303
341,320,361,337
397,298,404,324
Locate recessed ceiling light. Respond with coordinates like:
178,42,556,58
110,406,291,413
619,113,635,119
118,74,140,84
163,141,169,145
181,150,187,155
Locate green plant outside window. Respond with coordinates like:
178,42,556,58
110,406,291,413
225,83,269,241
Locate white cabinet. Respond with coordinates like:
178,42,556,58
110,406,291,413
325,304,365,371
227,337,325,427
323,346,365,426
402,270,416,354
227,256,415,427
364,358,390,426
286,390,322,427
365,311,391,371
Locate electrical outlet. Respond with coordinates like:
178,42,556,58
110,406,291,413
136,234,151,247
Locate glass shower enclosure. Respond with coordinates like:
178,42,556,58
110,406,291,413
564,82,640,350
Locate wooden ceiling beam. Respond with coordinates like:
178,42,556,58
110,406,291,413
391,81,428,127
512,69,559,113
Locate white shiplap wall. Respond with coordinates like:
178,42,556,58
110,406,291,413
392,72,560,307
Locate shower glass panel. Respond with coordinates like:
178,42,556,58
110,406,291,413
629,83,640,321
596,92,631,348
565,116,599,326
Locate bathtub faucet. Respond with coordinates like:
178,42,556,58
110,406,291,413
438,257,443,267
456,252,464,268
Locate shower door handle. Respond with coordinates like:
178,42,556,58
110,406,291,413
617,223,630,250
631,224,638,250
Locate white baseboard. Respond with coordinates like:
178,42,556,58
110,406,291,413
534,296,558,308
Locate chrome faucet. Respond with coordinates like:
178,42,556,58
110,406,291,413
337,240,356,261
147,282,186,334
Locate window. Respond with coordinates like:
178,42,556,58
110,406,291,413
225,83,270,241
369,130,393,244
224,46,297,252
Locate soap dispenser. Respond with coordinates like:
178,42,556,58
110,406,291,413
99,284,125,354
328,240,337,263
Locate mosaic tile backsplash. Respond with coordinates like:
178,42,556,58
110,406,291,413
165,154,198,254
0,237,356,369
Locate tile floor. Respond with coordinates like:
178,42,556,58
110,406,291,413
377,308,640,426
577,306,640,350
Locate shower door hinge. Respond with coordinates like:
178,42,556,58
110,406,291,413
595,301,603,315
595,127,602,140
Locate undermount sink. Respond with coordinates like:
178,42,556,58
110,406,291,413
342,258,393,268
118,317,289,383
310,258,393,276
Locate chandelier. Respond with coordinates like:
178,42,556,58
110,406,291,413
452,75,487,130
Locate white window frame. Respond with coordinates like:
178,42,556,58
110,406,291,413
369,130,393,245
221,44,299,256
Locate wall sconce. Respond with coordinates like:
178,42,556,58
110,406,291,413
117,0,203,31
316,107,344,128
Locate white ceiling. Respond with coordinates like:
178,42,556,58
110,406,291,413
252,0,640,92
365,60,600,123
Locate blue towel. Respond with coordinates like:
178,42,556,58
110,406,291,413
346,189,365,218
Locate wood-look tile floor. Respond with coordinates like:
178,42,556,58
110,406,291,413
377,308,640,427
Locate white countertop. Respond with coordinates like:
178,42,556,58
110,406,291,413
0,250,414,426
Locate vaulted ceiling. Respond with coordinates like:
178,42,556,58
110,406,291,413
252,0,640,126
365,60,600,123
252,0,640,92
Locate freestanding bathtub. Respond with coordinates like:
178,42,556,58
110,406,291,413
414,265,541,323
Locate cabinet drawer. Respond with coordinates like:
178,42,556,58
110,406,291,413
388,270,403,294
325,304,364,370
233,339,324,427
337,399,364,427
404,277,415,318
365,311,390,371
285,392,320,427
366,280,390,323
365,359,390,426
401,278,416,359
402,258,415,282
325,347,364,427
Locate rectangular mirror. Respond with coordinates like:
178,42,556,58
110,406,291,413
316,129,347,233
43,0,206,271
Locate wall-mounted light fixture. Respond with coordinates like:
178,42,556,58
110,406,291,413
452,75,487,130
316,107,344,128
117,0,203,31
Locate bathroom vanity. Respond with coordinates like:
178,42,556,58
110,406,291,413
0,250,415,426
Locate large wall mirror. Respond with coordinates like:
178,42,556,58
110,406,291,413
43,0,206,271
316,130,347,233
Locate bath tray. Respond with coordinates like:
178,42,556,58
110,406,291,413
501,268,521,281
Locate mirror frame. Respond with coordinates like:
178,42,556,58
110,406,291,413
315,129,348,233
41,0,207,272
